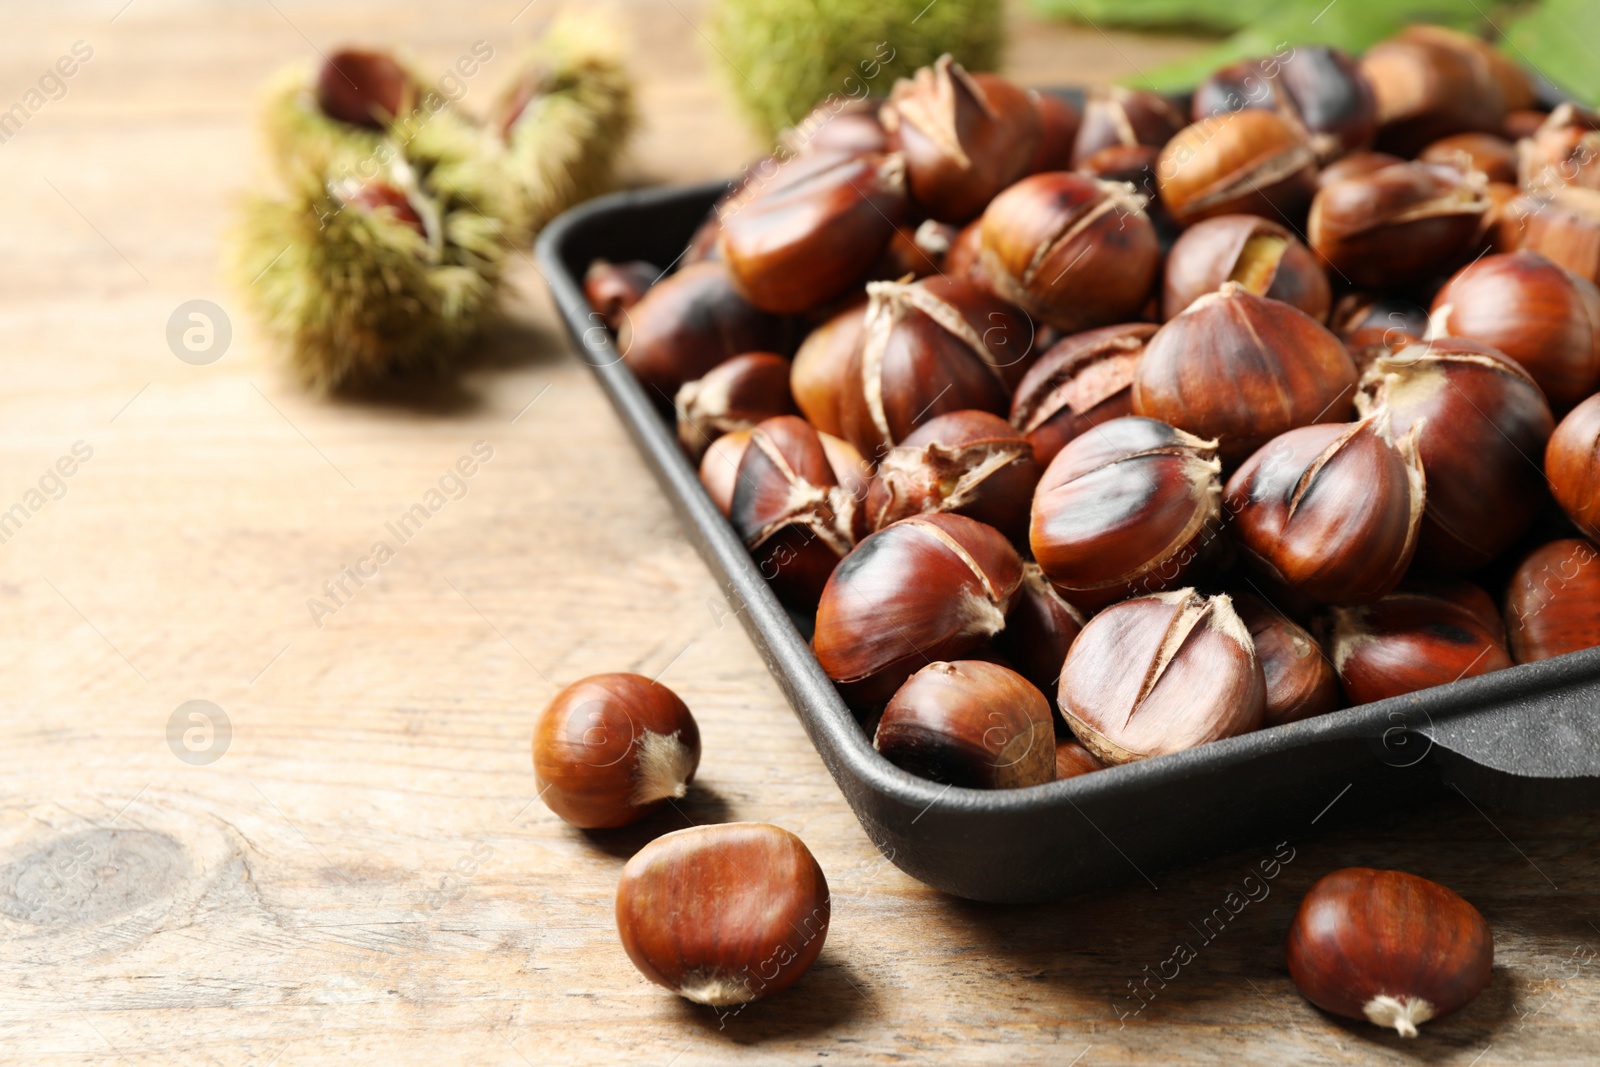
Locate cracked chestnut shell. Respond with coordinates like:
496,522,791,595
619,262,789,400
1232,593,1339,726
1156,109,1318,227
1517,103,1600,193
880,56,1041,224
316,48,414,128
1192,46,1376,162
1548,392,1600,540
1009,323,1150,467
864,410,1040,541
1505,538,1600,663
675,352,796,460
617,823,829,1007
994,561,1086,700
875,660,1055,789
1133,283,1358,463
1287,867,1493,1037
1419,131,1517,184
1356,338,1554,573
1515,185,1600,286
1162,215,1330,322
533,673,701,829
1307,161,1489,290
1031,417,1222,609
814,513,1023,708
1058,589,1265,764
1071,86,1186,169
1327,589,1511,705
979,172,1160,333
1226,413,1425,605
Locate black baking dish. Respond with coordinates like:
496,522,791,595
535,167,1600,903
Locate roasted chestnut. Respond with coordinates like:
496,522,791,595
1009,322,1150,467
1133,283,1358,462
838,275,1035,456
1226,414,1425,605
1031,417,1222,608
1518,104,1600,193
1287,867,1493,1037
1054,740,1105,780
979,172,1158,333
1162,215,1330,322
1481,180,1525,254
1307,161,1489,290
814,513,1023,707
1356,337,1554,572
993,562,1086,699
1505,538,1600,662
316,48,414,128
1327,589,1511,705
875,660,1055,788
584,260,657,333
1156,109,1318,227
1429,250,1600,410
618,261,788,399
1072,86,1186,168
1191,46,1376,162
1547,392,1600,540
676,352,797,459
1360,27,1512,156
1232,592,1339,725
533,673,701,829
718,150,908,314
616,823,829,1006
943,217,988,289
1514,185,1600,286
1331,293,1431,343
1316,150,1404,190
879,57,1040,224
1058,588,1265,764
1418,131,1517,183
872,219,958,281
864,410,1039,540
1075,144,1162,210
781,96,889,157
698,429,751,517
1027,89,1081,174
789,301,866,437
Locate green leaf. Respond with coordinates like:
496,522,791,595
1503,0,1600,104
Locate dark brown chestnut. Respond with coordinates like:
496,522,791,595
789,301,866,437
730,416,859,608
875,660,1055,788
1307,161,1489,290
1054,740,1105,780
1058,588,1265,764
616,823,829,1006
781,96,890,157
1133,283,1358,462
618,261,789,400
316,48,414,128
584,260,657,333
1009,323,1151,467
1429,250,1600,410
979,172,1160,332
676,352,797,460
814,513,1023,707
1419,131,1517,183
1327,589,1511,705
1156,109,1318,227
1548,392,1600,540
1331,293,1431,343
1287,867,1493,1037
1231,593,1340,725
872,219,958,281
718,150,908,314
864,410,1040,540
1071,86,1186,169
1162,215,1330,322
1027,89,1082,174
838,275,1035,456
1226,414,1425,605
533,673,700,829
1031,416,1222,608
943,217,988,289
1356,337,1554,572
1505,538,1600,662
1360,28,1510,156
879,56,1040,224
1192,46,1376,162
993,562,1086,699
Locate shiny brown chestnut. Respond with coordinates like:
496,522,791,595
1514,185,1600,286
1548,392,1600,540
979,172,1160,333
533,673,701,829
879,56,1040,224
1359,29,1509,156
781,96,890,157
1031,417,1222,608
1226,414,1425,605
616,823,829,1006
1054,740,1105,780
865,410,1040,541
730,416,859,608
1287,867,1493,1037
698,429,750,517
1133,283,1358,462
316,48,414,128
1402,576,1508,647
943,217,988,289
718,150,908,314
1307,161,1489,290
676,352,797,459
872,219,958,281
618,261,788,399
1162,215,1330,322
1481,180,1525,254
1327,590,1511,705
1231,593,1340,725
1429,250,1600,410
1058,589,1265,764
1331,293,1432,343
1356,337,1554,572
1505,538,1600,662
1071,86,1186,169
584,260,657,333
1009,323,1151,467
1027,89,1081,174
789,301,866,437
838,275,1035,456
993,562,1086,699
875,660,1055,788
814,513,1023,707
1419,132,1517,183
1156,109,1318,227
1316,150,1404,191
1191,46,1376,162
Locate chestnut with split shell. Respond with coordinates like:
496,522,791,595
1156,109,1319,227
1191,46,1376,162
1009,323,1150,467
1326,589,1512,705
993,562,1086,700
675,352,797,460
875,660,1055,789
1161,215,1330,322
1071,85,1186,169
864,410,1040,541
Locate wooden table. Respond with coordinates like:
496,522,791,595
2,2,1597,1063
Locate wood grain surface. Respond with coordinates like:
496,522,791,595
2,2,1598,1064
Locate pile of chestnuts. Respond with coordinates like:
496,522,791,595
583,25,1600,797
